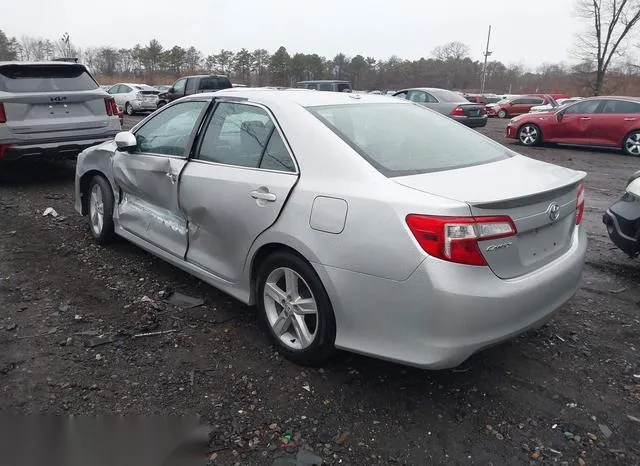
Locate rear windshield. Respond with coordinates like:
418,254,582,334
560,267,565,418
198,77,232,90
432,89,467,103
0,65,98,92
307,103,511,177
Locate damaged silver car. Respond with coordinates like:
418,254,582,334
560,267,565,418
75,88,586,369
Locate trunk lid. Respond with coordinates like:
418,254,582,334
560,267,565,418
2,90,111,134
457,103,485,117
395,156,586,278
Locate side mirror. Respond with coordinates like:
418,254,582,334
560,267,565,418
115,131,137,150
556,111,564,122
168,87,175,94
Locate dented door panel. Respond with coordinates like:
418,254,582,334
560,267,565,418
179,162,297,282
113,152,188,257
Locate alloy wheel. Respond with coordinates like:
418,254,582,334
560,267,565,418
89,183,104,236
519,125,539,146
263,267,318,350
625,133,640,156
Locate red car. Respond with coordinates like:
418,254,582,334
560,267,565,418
506,96,640,156
489,94,556,119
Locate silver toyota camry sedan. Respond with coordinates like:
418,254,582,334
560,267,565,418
74,88,587,369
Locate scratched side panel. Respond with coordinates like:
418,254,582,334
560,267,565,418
112,152,188,257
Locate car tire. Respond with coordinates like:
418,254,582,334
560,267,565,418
256,251,336,366
87,175,116,244
125,102,135,116
518,123,542,146
622,131,640,156
497,109,508,119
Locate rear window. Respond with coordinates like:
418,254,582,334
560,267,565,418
307,103,511,177
0,65,98,93
198,77,232,91
431,89,467,103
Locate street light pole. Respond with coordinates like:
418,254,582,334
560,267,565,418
481,25,492,94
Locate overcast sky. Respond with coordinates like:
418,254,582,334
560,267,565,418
3,0,582,67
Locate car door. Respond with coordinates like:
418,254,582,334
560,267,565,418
112,100,209,257
508,98,529,115
179,100,299,282
168,78,187,102
549,99,602,143
108,85,124,107
590,99,640,146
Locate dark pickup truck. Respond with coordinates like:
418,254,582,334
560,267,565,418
157,75,232,107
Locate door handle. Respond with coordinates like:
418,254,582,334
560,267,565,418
165,172,178,184
251,190,277,202
624,117,637,121
579,117,591,120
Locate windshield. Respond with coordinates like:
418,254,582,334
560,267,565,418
307,103,512,177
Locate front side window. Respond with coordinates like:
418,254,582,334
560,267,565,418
172,78,187,94
319,83,333,91
307,102,511,176
133,101,207,156
511,99,526,105
196,102,295,172
563,100,601,115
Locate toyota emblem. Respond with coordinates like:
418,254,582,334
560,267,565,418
548,202,560,222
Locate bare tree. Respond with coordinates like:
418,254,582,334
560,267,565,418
575,0,640,94
431,41,470,61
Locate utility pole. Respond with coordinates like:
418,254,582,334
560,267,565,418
480,25,492,94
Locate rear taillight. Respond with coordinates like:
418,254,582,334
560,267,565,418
0,103,6,123
576,184,585,225
406,215,517,266
0,144,11,159
104,97,118,116
450,106,465,116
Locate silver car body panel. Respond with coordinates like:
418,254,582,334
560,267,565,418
75,89,587,368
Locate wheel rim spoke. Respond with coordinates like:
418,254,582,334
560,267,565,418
291,314,313,347
284,269,299,300
272,311,291,336
293,297,317,315
265,282,287,304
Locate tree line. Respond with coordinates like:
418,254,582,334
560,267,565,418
2,0,640,97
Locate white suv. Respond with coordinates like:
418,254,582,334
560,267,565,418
0,61,121,162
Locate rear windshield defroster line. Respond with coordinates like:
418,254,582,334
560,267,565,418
306,103,512,177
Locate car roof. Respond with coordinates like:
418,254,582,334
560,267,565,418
0,60,87,67
185,87,404,107
581,95,640,102
396,87,455,93
297,80,350,84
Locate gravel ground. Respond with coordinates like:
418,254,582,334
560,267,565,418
1,117,639,465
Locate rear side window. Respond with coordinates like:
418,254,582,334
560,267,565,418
0,65,98,92
600,100,640,114
199,77,232,91
307,103,511,177
318,83,333,91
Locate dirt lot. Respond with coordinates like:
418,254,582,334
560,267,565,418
1,117,639,465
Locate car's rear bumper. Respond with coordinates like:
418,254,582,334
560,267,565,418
0,134,117,162
452,115,488,128
315,226,586,369
131,100,158,112
603,194,640,257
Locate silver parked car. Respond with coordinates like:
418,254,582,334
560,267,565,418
107,83,159,115
0,61,121,162
74,89,587,369
393,87,488,128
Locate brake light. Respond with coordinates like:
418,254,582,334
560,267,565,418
576,184,585,225
0,103,6,123
104,97,118,116
450,106,465,116
405,215,517,266
0,144,11,159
